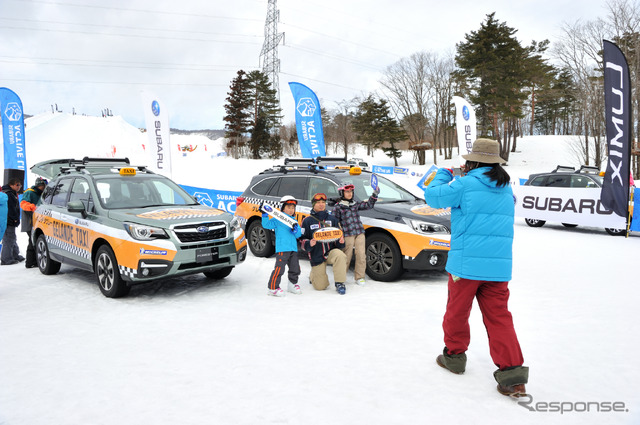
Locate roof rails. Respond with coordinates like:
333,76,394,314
284,156,348,166
82,157,130,165
59,157,151,175
552,165,575,173
577,165,600,174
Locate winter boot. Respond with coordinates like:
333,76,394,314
355,278,366,286
335,282,346,295
494,366,529,397
436,347,467,374
267,287,285,297
287,281,301,294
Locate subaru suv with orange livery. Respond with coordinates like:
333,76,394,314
30,157,247,298
234,157,451,281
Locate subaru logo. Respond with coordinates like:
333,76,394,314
196,226,208,233
151,100,160,117
462,105,470,121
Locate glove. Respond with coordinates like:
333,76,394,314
291,223,299,234
261,213,268,219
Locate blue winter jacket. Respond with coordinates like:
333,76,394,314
424,167,514,282
262,214,301,253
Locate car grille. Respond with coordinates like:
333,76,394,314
173,221,227,243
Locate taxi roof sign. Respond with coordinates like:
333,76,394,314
120,167,137,176
349,166,362,175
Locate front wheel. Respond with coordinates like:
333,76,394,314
605,227,626,236
204,266,234,279
247,220,275,257
525,218,546,227
95,245,130,298
365,233,403,282
36,234,61,275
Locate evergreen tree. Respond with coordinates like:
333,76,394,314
353,95,406,164
246,70,282,153
223,70,252,158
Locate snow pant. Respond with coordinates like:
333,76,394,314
309,248,347,290
0,224,20,264
443,274,524,370
25,230,36,268
268,251,300,290
343,233,366,280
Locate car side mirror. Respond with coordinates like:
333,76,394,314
67,200,87,218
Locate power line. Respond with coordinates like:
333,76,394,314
0,77,229,87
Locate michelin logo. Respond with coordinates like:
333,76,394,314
429,240,450,248
139,249,167,255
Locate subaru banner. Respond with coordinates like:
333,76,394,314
180,185,241,214
452,96,476,166
141,91,172,178
0,87,27,186
289,82,326,158
601,40,631,219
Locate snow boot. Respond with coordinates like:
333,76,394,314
436,347,466,374
267,287,285,297
494,366,529,397
355,278,366,286
287,281,301,294
335,282,346,295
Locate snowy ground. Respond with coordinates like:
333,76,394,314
1,114,639,424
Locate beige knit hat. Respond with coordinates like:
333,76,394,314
461,138,506,164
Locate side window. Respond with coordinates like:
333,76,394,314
41,184,55,204
307,177,339,200
275,177,307,199
571,176,590,188
529,176,546,186
252,178,277,196
51,178,73,207
546,175,570,187
70,178,95,212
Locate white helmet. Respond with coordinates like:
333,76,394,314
280,195,297,210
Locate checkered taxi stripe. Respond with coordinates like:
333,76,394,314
46,235,90,260
243,197,280,208
118,265,138,279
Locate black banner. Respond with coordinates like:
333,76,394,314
601,40,632,218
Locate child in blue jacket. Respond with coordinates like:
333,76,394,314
262,195,302,297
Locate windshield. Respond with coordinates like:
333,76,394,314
337,173,418,203
95,176,198,209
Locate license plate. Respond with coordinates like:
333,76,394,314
196,247,218,263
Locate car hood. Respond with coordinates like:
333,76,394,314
107,205,232,227
367,201,451,226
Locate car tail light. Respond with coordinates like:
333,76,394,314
236,196,245,207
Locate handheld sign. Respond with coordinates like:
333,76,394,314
313,226,343,243
261,204,297,229
370,173,379,192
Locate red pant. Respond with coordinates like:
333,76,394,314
443,274,524,370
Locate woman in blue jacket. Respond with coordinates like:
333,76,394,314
424,138,528,397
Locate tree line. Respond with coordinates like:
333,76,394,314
224,0,639,177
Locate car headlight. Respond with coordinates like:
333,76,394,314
124,223,169,240
407,219,450,235
230,216,242,232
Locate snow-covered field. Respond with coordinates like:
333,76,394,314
1,113,639,425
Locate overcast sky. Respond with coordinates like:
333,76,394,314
1,0,610,130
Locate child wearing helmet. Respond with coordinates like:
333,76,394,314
261,195,302,297
332,182,379,285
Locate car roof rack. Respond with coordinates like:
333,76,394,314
577,165,600,174
552,165,575,173
263,156,351,174
58,157,153,175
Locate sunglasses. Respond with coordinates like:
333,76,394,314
312,193,327,201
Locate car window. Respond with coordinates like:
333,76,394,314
252,178,276,196
270,176,307,199
571,175,593,188
96,177,196,208
307,177,339,200
546,175,570,187
51,178,73,207
529,176,546,186
69,178,95,213
41,184,55,205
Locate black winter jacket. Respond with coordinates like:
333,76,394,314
300,209,345,266
1,184,20,227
